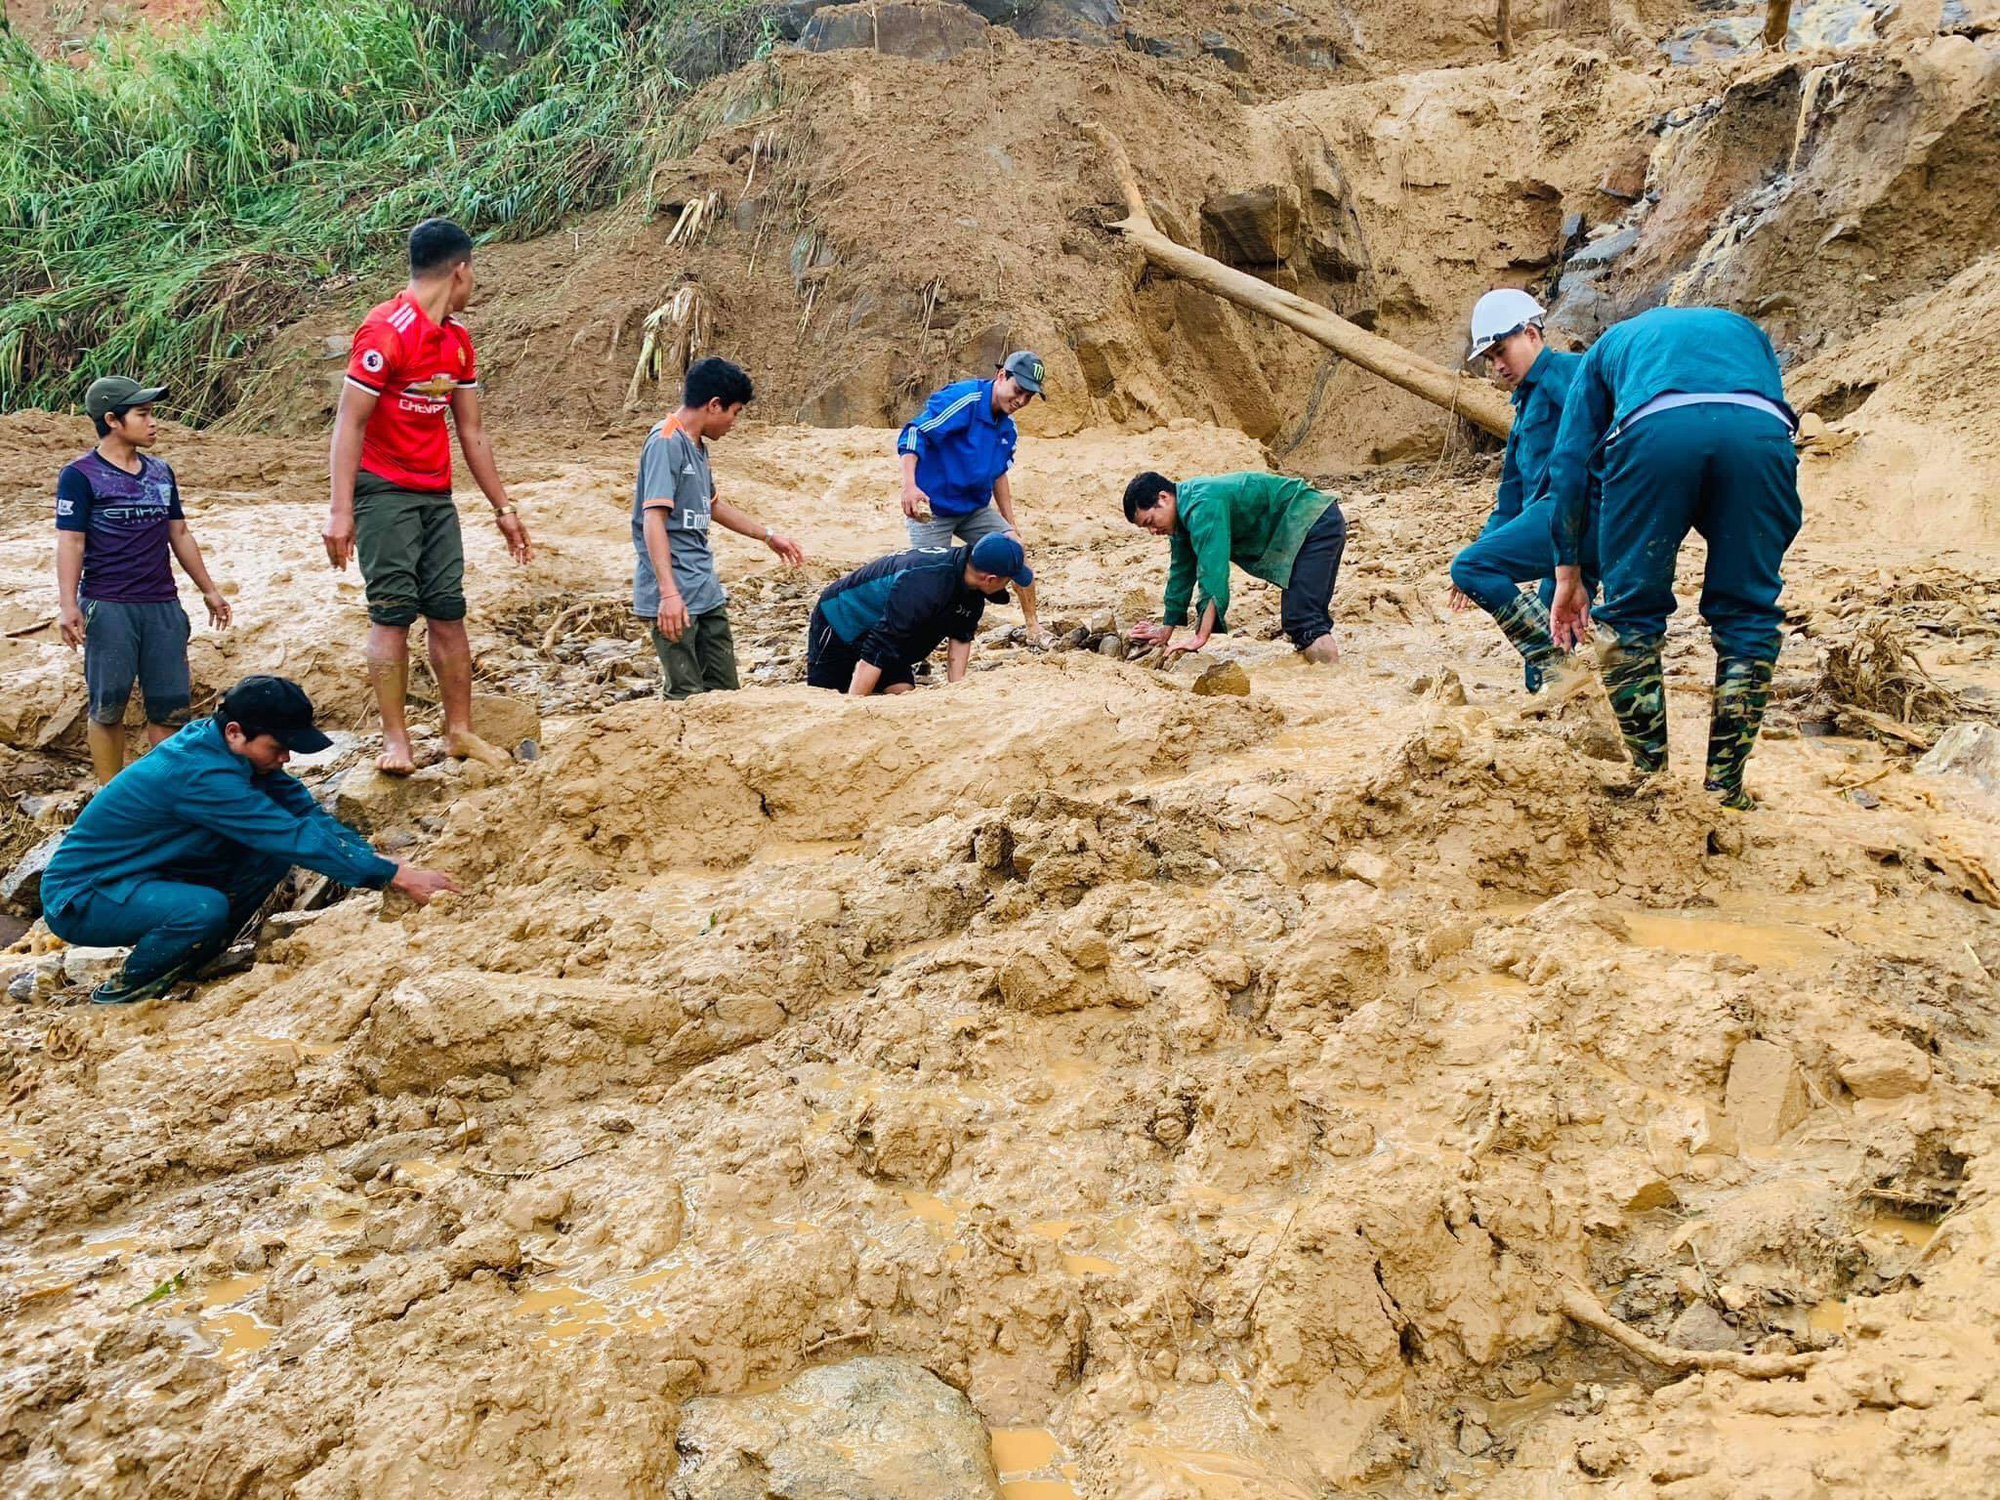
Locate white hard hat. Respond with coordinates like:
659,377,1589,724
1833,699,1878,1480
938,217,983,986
1468,288,1547,361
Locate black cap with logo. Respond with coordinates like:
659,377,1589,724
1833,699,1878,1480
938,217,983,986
216,675,333,753
84,376,168,419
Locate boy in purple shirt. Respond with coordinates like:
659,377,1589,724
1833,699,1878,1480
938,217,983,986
56,376,231,784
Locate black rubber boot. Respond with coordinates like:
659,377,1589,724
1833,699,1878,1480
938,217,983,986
1596,636,1669,775
1703,656,1775,811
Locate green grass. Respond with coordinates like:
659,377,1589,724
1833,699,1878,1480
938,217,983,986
0,0,775,422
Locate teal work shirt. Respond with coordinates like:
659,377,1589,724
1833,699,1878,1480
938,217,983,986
1545,307,1794,566
40,719,397,917
1481,346,1582,536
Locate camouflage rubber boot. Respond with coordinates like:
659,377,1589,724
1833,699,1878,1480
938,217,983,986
1491,591,1563,692
1703,656,1776,811
1595,635,1669,775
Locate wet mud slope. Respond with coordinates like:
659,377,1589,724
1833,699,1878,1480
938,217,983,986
3,413,1999,1497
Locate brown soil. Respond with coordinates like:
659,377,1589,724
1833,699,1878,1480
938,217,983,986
5,3,2000,1497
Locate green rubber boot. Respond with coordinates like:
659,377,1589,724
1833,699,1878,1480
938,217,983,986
1703,656,1775,811
1595,635,1669,776
1490,590,1564,690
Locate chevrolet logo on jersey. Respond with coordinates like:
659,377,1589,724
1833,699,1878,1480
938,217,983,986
406,372,457,400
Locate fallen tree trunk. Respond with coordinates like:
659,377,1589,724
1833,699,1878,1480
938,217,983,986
1085,123,1515,439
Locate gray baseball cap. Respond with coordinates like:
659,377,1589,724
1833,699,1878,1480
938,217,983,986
998,350,1046,397
85,376,168,419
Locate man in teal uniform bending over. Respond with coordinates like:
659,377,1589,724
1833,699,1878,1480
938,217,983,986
1122,470,1347,664
1544,306,1800,809
1447,289,1593,692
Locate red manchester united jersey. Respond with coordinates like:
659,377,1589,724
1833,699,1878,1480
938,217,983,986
344,292,478,492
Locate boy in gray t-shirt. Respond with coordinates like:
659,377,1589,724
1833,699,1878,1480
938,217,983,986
631,358,804,698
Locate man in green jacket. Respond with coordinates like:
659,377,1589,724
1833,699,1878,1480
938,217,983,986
1123,470,1347,663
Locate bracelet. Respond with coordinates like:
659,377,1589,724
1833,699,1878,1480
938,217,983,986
494,505,518,516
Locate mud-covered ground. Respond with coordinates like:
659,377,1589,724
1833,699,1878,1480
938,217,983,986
2,406,1998,1498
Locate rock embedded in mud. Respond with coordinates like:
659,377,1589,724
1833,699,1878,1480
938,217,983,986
1192,660,1251,697
1667,1301,1741,1352
61,945,125,986
1337,849,1398,889
1,832,64,918
670,1356,1000,1500
335,763,452,835
469,692,541,758
1833,1032,1932,1099
443,1223,522,1279
1915,722,2000,798
1724,1039,1810,1148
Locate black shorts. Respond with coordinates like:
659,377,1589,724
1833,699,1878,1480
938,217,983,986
1279,502,1347,650
82,598,192,726
805,605,914,693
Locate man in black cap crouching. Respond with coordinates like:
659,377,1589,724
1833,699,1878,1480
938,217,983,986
39,675,459,1005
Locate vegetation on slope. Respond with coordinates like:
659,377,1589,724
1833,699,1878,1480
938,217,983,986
0,0,770,420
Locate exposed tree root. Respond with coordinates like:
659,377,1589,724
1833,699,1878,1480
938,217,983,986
1558,1282,1820,1381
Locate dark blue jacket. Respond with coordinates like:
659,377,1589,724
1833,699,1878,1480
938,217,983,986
1481,346,1582,536
40,719,396,917
896,379,1017,516
1545,307,1794,566
817,545,998,671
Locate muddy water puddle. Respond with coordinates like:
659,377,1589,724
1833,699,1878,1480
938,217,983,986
1863,1211,1940,1249
1619,908,1839,965
991,1426,1082,1498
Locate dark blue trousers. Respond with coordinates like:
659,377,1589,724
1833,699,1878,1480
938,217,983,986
1450,501,1596,687
1450,501,1571,616
1595,403,1800,663
47,852,292,988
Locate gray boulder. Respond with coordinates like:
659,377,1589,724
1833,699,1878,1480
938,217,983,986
801,1,991,61
1,832,65,919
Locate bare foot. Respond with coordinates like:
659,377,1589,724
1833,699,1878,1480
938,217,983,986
1300,635,1340,665
444,729,510,768
376,733,416,776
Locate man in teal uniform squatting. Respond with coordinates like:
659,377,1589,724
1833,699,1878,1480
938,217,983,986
39,676,458,1004
1544,306,1801,810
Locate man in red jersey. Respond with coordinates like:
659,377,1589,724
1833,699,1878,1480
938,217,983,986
323,218,533,774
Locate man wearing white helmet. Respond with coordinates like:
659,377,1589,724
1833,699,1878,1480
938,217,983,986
1446,288,1591,691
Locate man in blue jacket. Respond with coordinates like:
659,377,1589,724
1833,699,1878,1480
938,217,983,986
1446,290,1592,692
40,675,459,1004
1545,306,1801,809
806,535,1030,695
897,351,1046,644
